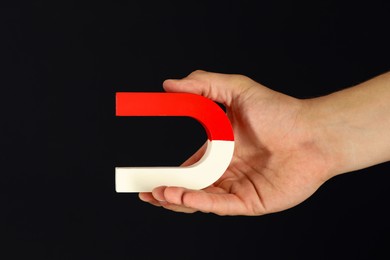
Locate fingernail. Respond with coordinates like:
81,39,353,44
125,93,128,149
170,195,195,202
152,186,167,202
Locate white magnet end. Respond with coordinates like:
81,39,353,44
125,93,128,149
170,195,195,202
115,140,234,192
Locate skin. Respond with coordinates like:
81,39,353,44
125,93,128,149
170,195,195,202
139,70,390,216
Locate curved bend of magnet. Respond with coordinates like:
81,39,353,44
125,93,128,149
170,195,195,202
115,92,235,192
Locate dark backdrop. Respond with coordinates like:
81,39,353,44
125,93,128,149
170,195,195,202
2,1,389,259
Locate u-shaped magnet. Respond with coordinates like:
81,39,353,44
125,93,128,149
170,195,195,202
115,92,235,192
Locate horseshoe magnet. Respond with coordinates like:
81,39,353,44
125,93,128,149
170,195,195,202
115,92,234,192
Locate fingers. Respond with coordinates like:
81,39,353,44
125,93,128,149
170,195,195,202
163,70,251,106
139,189,197,213
140,186,250,215
138,192,162,207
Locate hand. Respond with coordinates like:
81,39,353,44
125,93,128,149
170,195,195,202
139,70,337,215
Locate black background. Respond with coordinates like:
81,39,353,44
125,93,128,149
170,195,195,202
2,1,390,259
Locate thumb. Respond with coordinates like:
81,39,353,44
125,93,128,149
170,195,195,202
163,70,250,106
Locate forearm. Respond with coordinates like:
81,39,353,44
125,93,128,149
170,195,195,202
308,72,390,177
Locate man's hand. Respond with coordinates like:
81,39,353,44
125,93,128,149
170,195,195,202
139,70,336,215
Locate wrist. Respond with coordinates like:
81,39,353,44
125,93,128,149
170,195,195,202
301,96,351,180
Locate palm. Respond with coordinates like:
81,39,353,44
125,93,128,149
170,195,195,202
206,87,330,215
